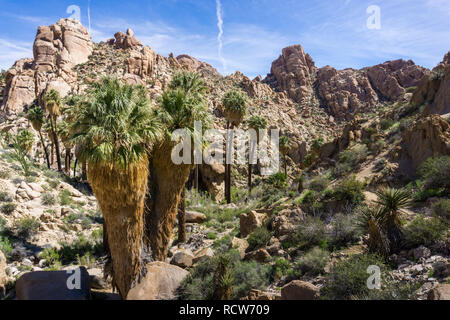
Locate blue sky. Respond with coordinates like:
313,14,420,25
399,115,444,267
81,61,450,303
0,0,449,78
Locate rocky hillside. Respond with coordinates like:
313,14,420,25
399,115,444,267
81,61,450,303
0,19,449,301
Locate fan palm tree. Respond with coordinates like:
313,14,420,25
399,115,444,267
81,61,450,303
145,84,211,261
16,129,34,155
222,90,247,204
279,136,291,176
246,115,267,195
70,77,160,298
27,105,50,168
44,90,63,171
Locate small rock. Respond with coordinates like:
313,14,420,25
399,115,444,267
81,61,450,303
193,247,214,264
230,237,249,259
428,284,450,300
171,251,194,268
22,258,33,267
281,280,320,300
185,211,207,223
244,249,271,263
413,246,431,260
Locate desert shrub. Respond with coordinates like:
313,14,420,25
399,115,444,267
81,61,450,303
0,235,13,258
404,215,446,247
40,248,61,268
339,144,368,168
1,202,17,215
432,199,450,224
0,170,10,179
405,86,417,93
295,247,329,276
14,217,40,238
0,192,12,202
380,118,394,130
41,192,56,206
418,156,450,192
332,176,365,205
290,216,327,249
206,232,217,240
57,235,103,264
330,213,361,247
272,257,292,280
247,227,272,250
321,253,387,300
59,189,73,206
266,172,287,189
180,250,271,300
307,175,329,192
359,281,420,300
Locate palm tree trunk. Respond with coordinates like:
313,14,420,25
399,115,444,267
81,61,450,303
50,117,62,171
178,188,186,243
88,158,148,299
73,159,78,178
38,130,51,169
65,149,71,176
50,142,55,165
82,162,87,182
248,164,252,196
284,155,287,176
144,140,192,261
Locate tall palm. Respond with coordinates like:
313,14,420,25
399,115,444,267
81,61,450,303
44,90,63,171
246,115,267,195
27,105,50,168
222,90,247,204
43,119,55,165
70,78,160,298
145,84,211,261
170,71,207,192
279,136,291,176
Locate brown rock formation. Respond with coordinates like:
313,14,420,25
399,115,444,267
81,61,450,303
264,45,317,104
176,54,220,76
412,51,450,116
400,115,450,172
113,29,142,50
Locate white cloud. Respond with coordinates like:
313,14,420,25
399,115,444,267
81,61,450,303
0,39,33,70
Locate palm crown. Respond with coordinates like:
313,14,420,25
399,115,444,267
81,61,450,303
70,77,160,167
222,90,247,126
27,105,45,131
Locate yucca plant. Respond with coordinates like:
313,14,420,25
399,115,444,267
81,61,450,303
70,77,160,298
247,115,267,194
212,256,233,300
27,105,50,168
44,89,63,171
279,136,291,176
145,78,211,260
222,90,247,203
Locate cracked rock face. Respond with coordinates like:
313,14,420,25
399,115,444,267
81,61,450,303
3,18,93,114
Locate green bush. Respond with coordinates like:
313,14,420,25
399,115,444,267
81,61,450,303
272,257,292,280
57,235,103,264
321,253,388,300
266,172,287,189
307,175,329,192
295,247,329,276
380,118,394,130
330,213,361,247
0,192,12,202
432,199,450,224
290,216,327,249
419,156,450,192
14,217,40,239
332,176,365,205
247,227,272,250
1,202,17,215
59,189,73,206
180,250,271,300
404,215,446,247
338,144,368,168
41,192,56,206
0,235,13,258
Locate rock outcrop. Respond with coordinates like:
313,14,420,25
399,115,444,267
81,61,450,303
3,18,93,114
412,51,450,116
281,280,320,300
176,54,220,76
264,45,317,104
0,250,6,296
400,115,450,172
112,29,142,50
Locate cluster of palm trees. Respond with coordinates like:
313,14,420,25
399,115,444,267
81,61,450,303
21,70,296,299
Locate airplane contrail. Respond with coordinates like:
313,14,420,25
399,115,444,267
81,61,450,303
216,0,226,72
